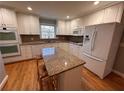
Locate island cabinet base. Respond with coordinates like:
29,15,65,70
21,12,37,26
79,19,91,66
54,65,84,91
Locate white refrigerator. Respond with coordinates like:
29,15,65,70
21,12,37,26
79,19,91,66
82,23,123,79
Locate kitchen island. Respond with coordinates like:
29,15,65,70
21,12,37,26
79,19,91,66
42,47,85,90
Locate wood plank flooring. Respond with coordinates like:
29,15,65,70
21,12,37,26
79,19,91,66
3,60,39,91
81,67,124,91
2,59,124,91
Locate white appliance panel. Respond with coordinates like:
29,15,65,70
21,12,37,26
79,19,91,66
0,28,18,44
91,24,115,61
83,25,96,55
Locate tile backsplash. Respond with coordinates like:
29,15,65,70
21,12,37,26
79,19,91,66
20,35,83,43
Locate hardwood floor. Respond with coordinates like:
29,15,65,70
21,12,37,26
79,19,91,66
3,60,40,91
2,59,124,91
81,67,124,91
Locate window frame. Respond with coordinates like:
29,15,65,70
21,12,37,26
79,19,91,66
40,23,56,39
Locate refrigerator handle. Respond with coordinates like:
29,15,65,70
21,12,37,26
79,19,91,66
91,31,97,51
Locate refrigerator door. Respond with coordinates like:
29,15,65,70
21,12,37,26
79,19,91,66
83,25,96,55
91,23,115,61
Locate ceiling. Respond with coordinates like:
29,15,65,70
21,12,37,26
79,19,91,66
0,1,121,20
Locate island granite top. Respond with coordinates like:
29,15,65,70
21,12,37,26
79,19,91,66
42,47,85,76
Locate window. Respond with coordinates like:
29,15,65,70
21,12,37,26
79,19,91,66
40,25,56,39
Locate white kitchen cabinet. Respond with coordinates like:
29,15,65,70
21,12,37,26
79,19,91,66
3,45,32,63
88,10,104,25
57,20,66,35
82,10,104,26
17,13,40,35
69,43,83,59
57,20,72,35
0,11,3,28
71,18,83,30
22,45,33,59
17,14,30,34
0,8,17,28
103,3,124,23
75,3,124,27
30,16,40,34
65,20,71,35
69,43,79,57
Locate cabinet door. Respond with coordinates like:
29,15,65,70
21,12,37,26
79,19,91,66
71,19,78,30
30,16,40,35
20,45,32,59
0,10,3,27
17,14,31,34
1,8,17,28
116,3,124,23
57,20,66,35
103,3,123,23
65,21,71,35
89,10,104,25
24,45,32,59
69,44,78,57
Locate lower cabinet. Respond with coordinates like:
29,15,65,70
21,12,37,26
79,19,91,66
3,43,83,63
3,45,32,64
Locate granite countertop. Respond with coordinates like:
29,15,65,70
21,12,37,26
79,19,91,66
20,41,83,46
20,41,69,45
42,47,85,76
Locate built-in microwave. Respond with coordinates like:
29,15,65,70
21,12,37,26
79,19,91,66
0,44,20,57
72,27,84,36
0,28,18,44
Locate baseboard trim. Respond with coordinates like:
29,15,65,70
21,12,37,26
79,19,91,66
0,75,8,90
112,69,124,78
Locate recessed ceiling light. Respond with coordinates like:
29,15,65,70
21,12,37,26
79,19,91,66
67,16,70,19
27,6,32,11
94,1,100,5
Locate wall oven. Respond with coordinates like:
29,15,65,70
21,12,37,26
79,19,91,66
0,27,20,57
0,28,18,44
0,44,20,57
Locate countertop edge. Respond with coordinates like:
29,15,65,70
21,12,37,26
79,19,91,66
45,61,86,77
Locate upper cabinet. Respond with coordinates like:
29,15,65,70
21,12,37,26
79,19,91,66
30,16,40,35
0,8,17,28
56,20,66,35
71,18,83,29
65,20,71,35
57,20,72,35
82,3,124,26
103,3,124,23
87,10,104,26
57,3,123,35
17,13,40,35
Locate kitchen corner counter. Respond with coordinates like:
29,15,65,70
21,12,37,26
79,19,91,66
42,47,85,76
